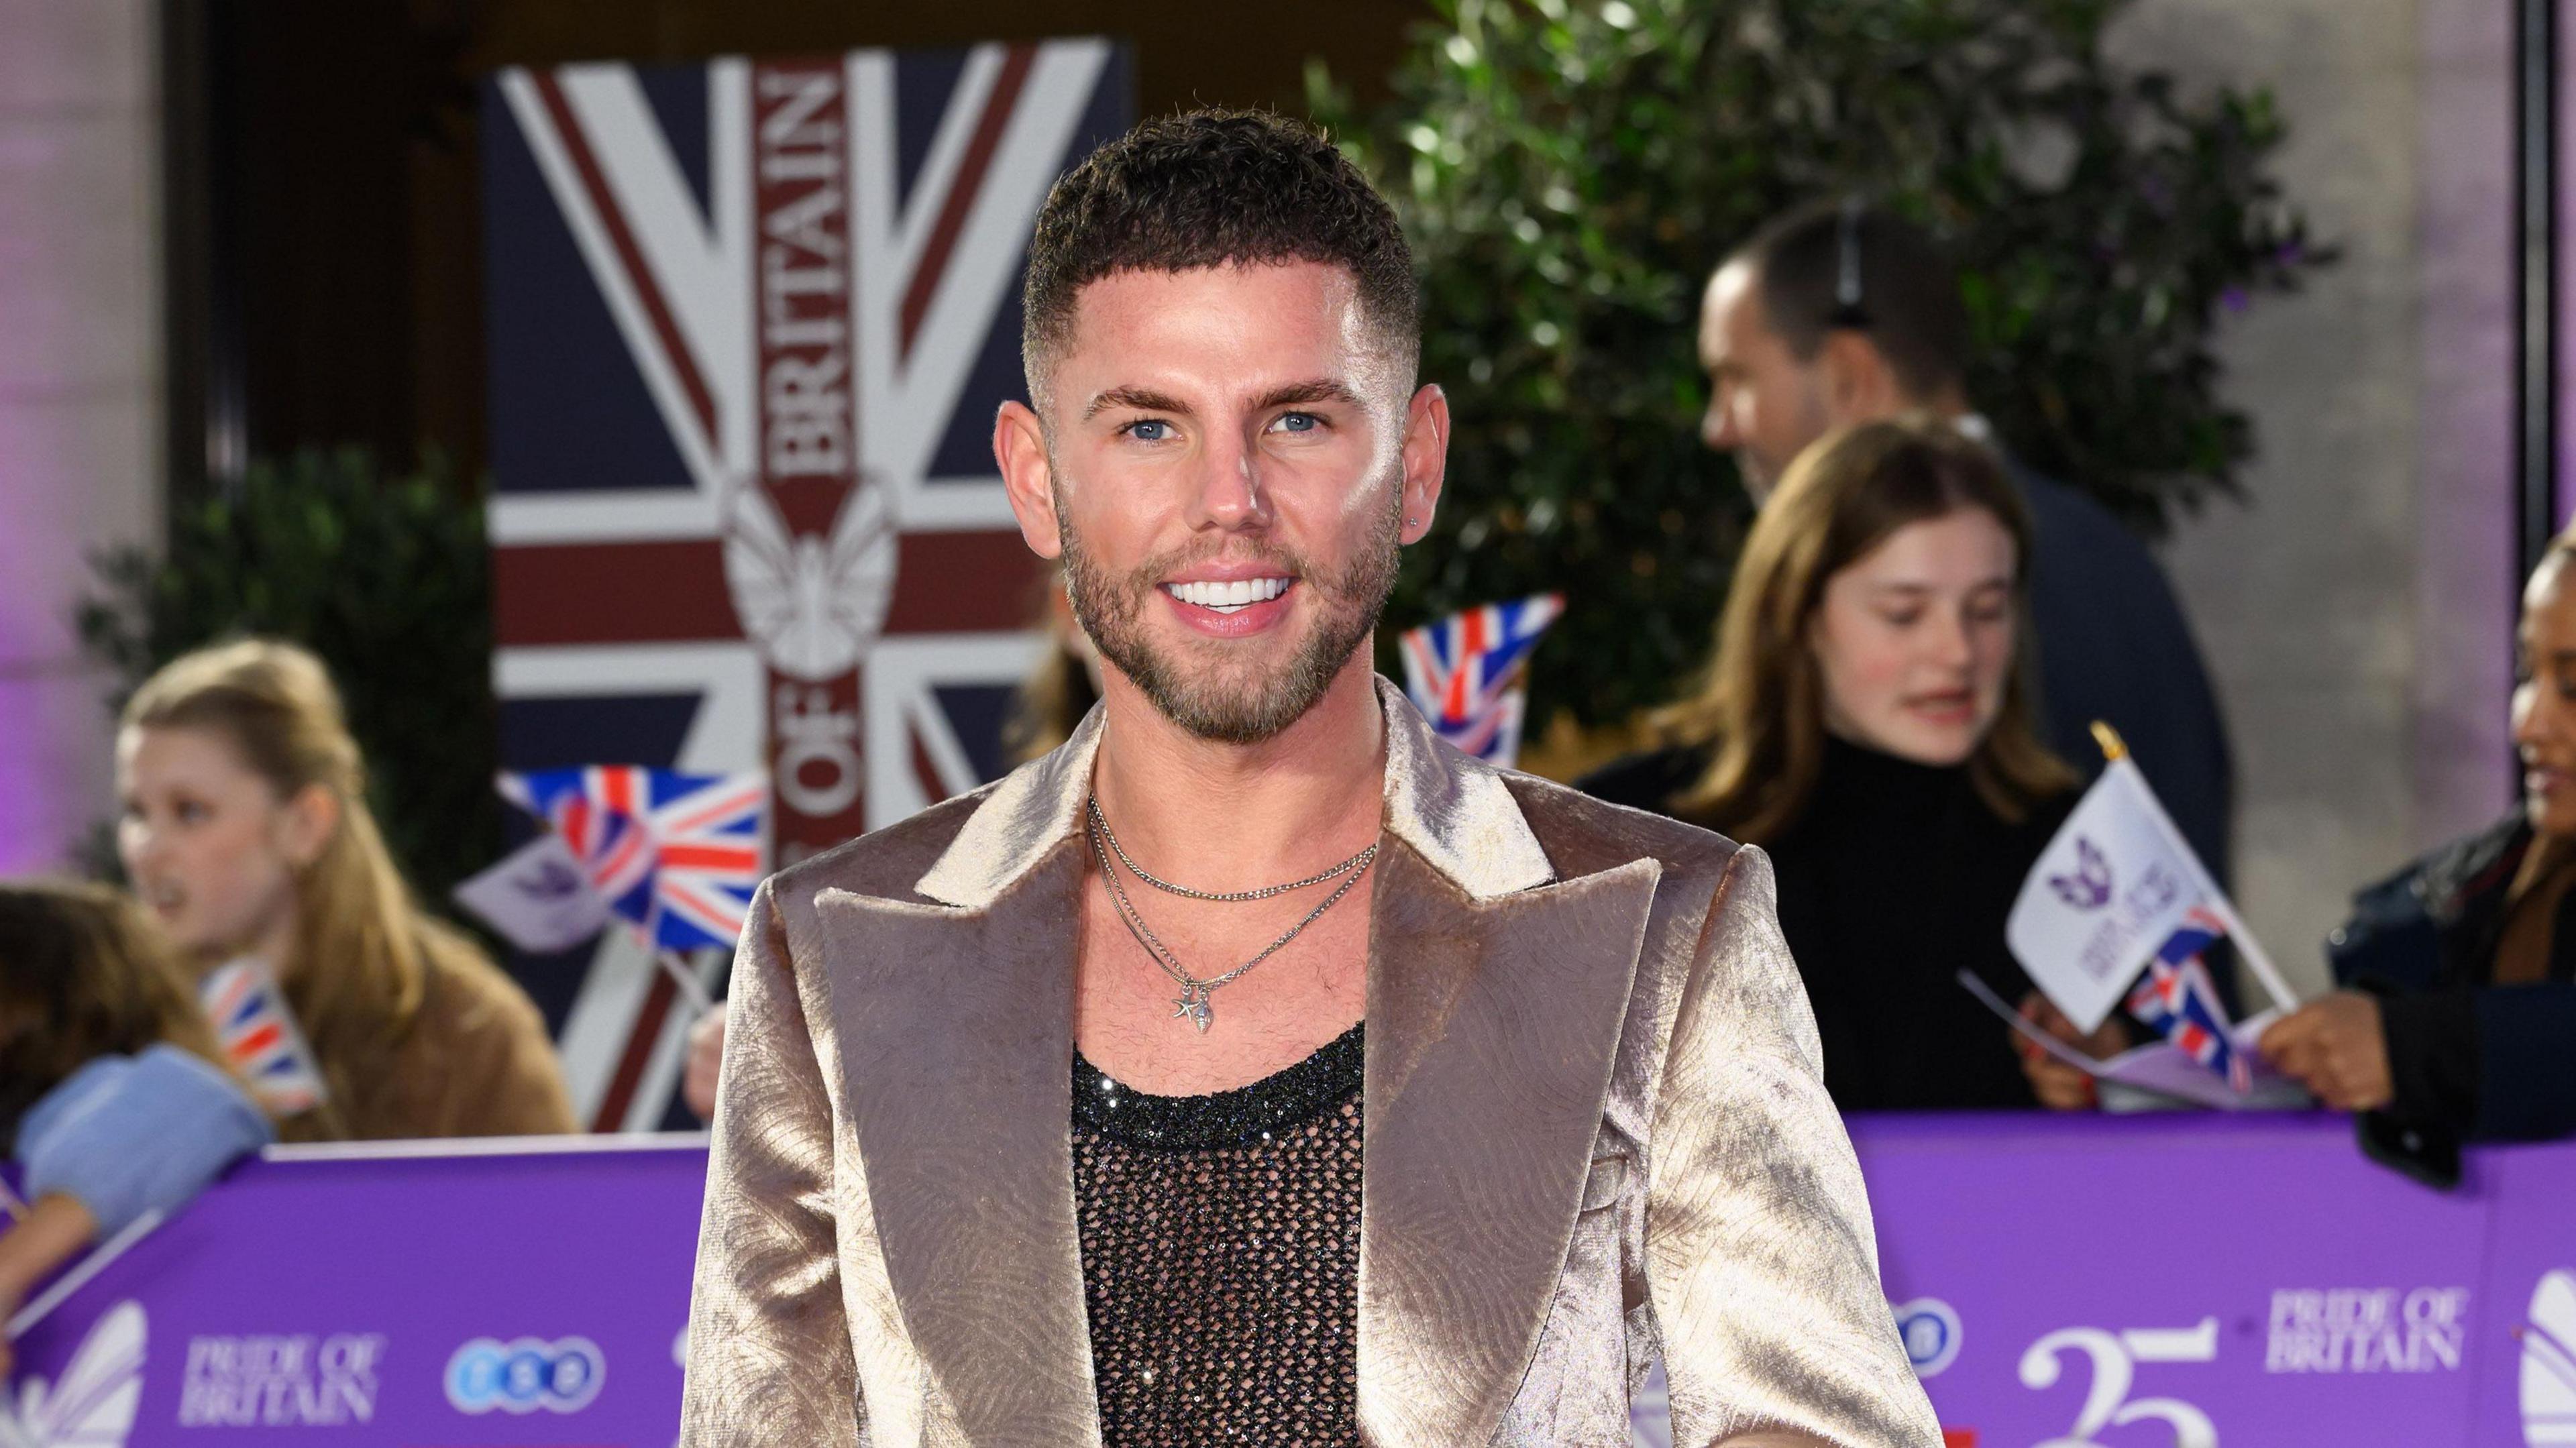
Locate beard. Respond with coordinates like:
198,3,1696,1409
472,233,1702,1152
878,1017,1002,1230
1057,484,1401,746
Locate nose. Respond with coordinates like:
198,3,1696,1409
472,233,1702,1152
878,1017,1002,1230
2516,679,2559,754
1931,608,1977,671
1702,387,1742,453
119,812,164,874
1187,429,1271,533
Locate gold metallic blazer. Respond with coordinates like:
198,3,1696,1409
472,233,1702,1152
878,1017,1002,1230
682,678,1942,1447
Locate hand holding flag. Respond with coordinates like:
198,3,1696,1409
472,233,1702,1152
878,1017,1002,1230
1999,724,2300,1102
456,766,765,1049
493,766,768,953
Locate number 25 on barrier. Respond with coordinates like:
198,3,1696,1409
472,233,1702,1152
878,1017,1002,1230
2018,1319,2220,1448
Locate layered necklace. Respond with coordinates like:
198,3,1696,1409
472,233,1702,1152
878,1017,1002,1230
1085,796,1377,1033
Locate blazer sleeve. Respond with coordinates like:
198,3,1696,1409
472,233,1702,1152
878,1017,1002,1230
1646,846,1944,1448
680,881,861,1447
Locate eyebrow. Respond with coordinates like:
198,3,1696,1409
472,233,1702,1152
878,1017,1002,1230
1083,385,1192,421
1248,378,1365,412
1080,378,1363,422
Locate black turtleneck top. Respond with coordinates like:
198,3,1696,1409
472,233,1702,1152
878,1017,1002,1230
1581,735,2073,1111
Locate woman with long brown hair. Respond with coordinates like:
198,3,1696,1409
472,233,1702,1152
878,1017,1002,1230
115,639,574,1141
1585,417,2114,1110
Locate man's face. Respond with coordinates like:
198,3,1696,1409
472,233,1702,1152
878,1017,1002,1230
1004,261,1435,744
1699,260,1833,503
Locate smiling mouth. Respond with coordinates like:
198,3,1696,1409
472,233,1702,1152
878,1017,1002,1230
1162,577,1292,614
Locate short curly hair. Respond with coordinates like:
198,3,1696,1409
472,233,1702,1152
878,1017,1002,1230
1020,107,1417,413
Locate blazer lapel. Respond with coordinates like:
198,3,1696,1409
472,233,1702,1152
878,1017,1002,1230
816,841,1101,1447
806,679,1648,1445
1358,841,1662,1445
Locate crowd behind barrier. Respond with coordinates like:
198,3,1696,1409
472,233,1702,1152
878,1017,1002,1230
3,70,2573,1447
7,1117,2574,1446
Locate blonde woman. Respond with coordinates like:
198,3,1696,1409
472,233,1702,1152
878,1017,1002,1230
115,639,574,1141
1584,418,2116,1111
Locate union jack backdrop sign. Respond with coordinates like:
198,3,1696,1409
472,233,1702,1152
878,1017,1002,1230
482,41,1130,1130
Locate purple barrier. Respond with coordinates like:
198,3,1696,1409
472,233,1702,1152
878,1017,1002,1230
7,1117,2569,1445
7,1137,704,1445
1854,1114,2518,1447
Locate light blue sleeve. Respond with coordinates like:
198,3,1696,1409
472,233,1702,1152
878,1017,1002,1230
17,1044,275,1236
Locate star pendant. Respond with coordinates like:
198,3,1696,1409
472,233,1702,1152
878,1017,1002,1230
1172,989,1214,1033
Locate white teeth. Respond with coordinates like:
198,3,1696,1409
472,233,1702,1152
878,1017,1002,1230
1165,577,1290,611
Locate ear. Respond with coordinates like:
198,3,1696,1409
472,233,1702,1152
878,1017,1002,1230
1817,332,1902,424
1398,383,1450,545
993,399,1065,559
278,784,341,871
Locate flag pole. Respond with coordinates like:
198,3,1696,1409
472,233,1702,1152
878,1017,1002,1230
6,1209,163,1341
655,948,715,1018
2091,723,2302,1015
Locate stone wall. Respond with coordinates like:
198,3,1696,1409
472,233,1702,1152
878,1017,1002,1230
0,0,161,872
2110,0,2514,999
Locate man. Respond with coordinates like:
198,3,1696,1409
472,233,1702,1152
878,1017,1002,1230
682,111,1939,1447
1697,200,2234,887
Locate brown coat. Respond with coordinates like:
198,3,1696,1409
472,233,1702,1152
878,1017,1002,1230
278,940,576,1144
682,677,1941,1447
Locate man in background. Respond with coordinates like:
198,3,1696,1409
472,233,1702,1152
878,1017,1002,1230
1697,199,2234,886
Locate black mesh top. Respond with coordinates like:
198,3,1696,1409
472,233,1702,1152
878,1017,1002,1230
1071,1023,1364,1447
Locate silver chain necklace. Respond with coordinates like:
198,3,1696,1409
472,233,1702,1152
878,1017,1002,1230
1084,798,1377,1033
1085,797,1376,901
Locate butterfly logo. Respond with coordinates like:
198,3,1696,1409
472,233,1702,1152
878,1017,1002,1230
3,1300,144,1448
2524,1269,2576,1444
722,479,898,683
515,858,588,901
2049,837,2114,911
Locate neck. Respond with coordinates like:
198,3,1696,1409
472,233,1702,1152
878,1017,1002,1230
1821,724,1966,774
1089,654,1387,893
237,901,301,984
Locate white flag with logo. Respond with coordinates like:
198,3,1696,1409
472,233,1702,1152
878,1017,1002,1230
453,832,612,954
2007,757,2229,1034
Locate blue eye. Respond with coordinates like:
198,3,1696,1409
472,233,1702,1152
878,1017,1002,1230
1124,419,1173,443
1271,412,1322,434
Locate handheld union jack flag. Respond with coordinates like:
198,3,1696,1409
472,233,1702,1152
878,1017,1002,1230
199,957,328,1117
502,767,769,952
1397,594,1566,767
2125,906,2251,1093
